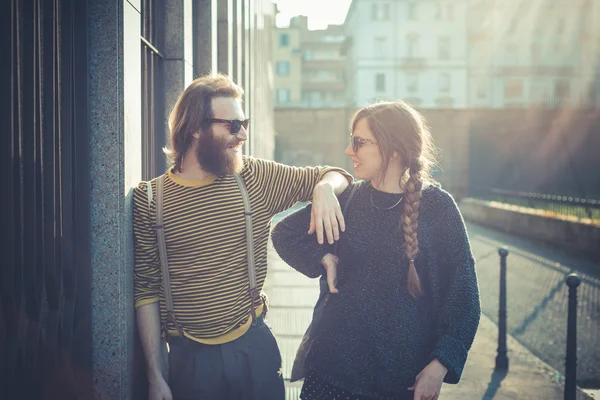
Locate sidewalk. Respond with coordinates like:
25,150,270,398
263,240,592,400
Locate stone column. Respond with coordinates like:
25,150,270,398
193,0,218,77
87,0,142,398
165,0,194,116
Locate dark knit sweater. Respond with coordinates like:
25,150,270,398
271,181,481,399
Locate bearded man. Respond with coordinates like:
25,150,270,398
132,73,352,400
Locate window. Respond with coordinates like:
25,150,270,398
141,0,166,179
306,90,322,103
276,61,290,76
504,79,523,98
407,35,419,58
438,37,450,60
508,19,518,35
408,3,418,20
279,33,289,47
374,37,387,58
439,73,450,93
372,3,390,21
554,80,570,102
557,17,565,34
276,88,291,104
376,73,386,92
505,43,518,64
476,80,487,99
372,4,379,20
383,4,390,20
531,43,542,64
304,50,313,60
406,73,418,93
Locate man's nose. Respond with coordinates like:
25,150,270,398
236,125,248,140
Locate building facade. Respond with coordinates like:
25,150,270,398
273,16,347,108
3,0,274,398
344,0,600,109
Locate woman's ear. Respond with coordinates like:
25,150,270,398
192,131,201,139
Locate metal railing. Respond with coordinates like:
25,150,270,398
479,188,600,221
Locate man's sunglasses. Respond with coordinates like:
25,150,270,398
350,135,377,153
205,118,250,134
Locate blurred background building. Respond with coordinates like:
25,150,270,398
274,0,600,109
273,16,347,107
273,0,600,199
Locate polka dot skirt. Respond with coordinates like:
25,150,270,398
300,372,401,400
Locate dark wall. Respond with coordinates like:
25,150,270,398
1,0,92,398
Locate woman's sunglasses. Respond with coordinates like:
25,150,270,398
205,118,250,134
350,135,377,153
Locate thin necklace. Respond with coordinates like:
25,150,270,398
370,189,403,210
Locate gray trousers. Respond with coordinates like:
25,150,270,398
168,318,285,400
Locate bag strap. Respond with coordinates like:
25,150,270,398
234,174,261,326
331,183,359,256
147,176,185,339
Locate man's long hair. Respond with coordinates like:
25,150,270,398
164,73,244,172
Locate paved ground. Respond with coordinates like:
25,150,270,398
466,222,600,388
264,215,598,399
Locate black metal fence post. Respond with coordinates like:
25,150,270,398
496,247,509,370
564,273,581,400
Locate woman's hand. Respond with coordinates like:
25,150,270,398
408,359,448,400
321,253,339,294
309,182,345,245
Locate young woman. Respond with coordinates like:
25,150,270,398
271,101,481,400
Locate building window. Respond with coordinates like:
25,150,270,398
505,43,518,64
276,88,291,104
383,4,390,20
504,79,523,98
554,80,570,102
141,0,166,180
406,73,418,93
376,73,386,92
374,37,387,58
438,37,450,60
476,80,487,99
408,3,418,20
531,43,542,64
372,4,379,20
372,3,390,21
305,90,322,104
304,50,313,60
439,73,450,93
407,35,419,58
279,33,289,47
276,61,290,76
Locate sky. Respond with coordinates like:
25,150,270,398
273,0,353,30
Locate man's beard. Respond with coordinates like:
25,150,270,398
195,129,243,177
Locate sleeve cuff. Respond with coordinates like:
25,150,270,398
319,167,354,185
135,296,159,309
431,334,469,384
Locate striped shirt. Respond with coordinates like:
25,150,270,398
133,156,350,344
